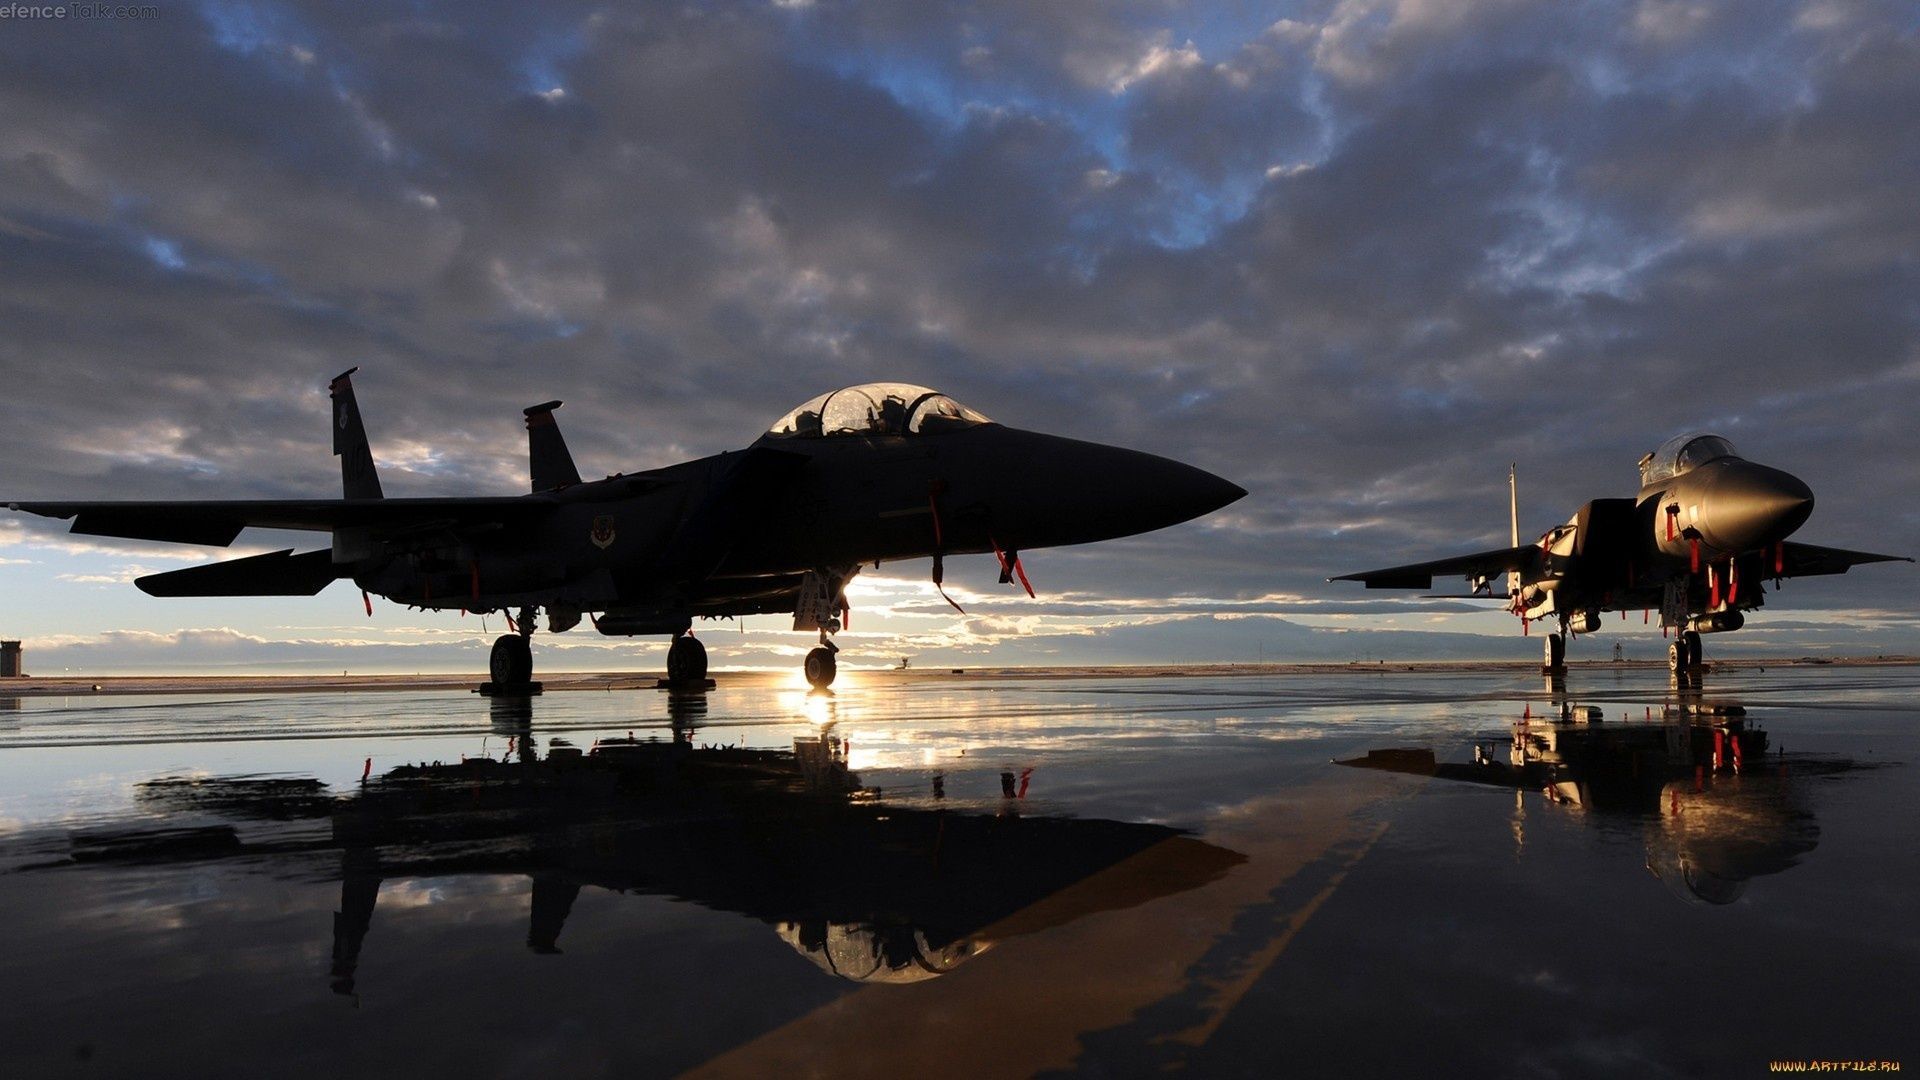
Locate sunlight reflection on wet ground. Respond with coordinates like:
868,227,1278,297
0,666,1915,1078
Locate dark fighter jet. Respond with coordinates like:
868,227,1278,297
1331,433,1909,672
5,373,1243,687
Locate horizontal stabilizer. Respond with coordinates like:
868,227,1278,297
136,549,343,597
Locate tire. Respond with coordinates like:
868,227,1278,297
667,636,708,683
490,635,532,685
1683,631,1703,669
1668,640,1685,673
1544,633,1565,670
804,647,837,688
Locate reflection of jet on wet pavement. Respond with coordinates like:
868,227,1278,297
1338,701,1846,905
33,702,1243,993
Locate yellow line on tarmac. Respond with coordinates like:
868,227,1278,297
682,776,1396,1079
1165,821,1389,1049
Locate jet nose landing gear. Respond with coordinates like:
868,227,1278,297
805,639,838,690
793,567,855,690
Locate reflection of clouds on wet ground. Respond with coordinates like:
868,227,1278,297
0,668,1916,1076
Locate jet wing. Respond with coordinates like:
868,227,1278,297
6,496,555,547
135,549,344,596
1329,544,1541,590
1776,542,1913,578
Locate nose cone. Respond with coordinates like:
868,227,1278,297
1072,447,1246,539
1698,461,1814,552
988,432,1245,548
1155,457,1248,525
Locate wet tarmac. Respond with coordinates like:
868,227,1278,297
0,666,1915,1078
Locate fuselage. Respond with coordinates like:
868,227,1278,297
1515,435,1817,633
353,421,1243,624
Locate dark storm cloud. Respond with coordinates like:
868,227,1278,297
2,0,1917,659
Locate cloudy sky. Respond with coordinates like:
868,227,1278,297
2,0,1917,673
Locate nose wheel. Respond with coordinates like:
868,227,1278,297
805,644,838,689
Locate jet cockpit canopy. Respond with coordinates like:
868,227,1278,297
764,383,994,439
1639,433,1740,488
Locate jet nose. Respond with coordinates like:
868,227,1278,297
1699,461,1814,552
1196,468,1248,516
1131,454,1247,531
990,432,1246,548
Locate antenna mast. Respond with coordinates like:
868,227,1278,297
1508,464,1521,600
1508,464,1519,547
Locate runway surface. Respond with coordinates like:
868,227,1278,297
0,665,1914,1078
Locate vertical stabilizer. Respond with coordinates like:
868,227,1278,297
329,368,384,501
523,400,582,493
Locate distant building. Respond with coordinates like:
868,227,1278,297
1,641,21,678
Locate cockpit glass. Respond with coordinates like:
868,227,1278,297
1640,433,1740,487
906,394,989,434
764,383,993,439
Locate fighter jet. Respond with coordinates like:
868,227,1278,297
1331,433,1910,672
5,373,1244,687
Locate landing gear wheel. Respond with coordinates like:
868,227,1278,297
490,634,533,685
1683,630,1703,670
1668,640,1686,674
1544,632,1566,671
804,647,837,689
667,635,708,683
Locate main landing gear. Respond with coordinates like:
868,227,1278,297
1542,632,1567,674
666,633,709,683
489,634,532,684
1667,630,1703,675
482,606,542,695
477,598,844,691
